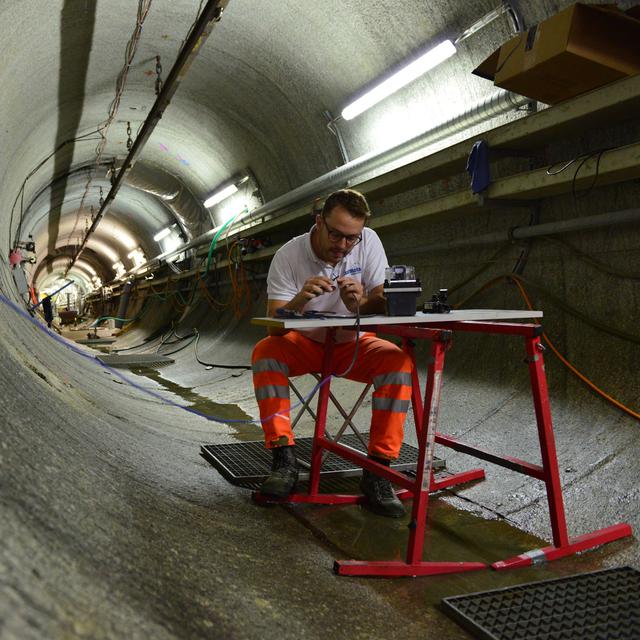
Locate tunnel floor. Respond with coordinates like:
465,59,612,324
101,354,636,630
2,306,635,640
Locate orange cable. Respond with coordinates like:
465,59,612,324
198,276,231,309
508,275,640,421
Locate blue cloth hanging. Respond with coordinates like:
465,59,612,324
466,140,491,194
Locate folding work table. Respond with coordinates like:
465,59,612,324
251,310,632,577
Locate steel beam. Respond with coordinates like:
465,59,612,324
67,0,230,272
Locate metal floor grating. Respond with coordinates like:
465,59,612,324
441,566,640,640
96,353,174,368
201,433,443,487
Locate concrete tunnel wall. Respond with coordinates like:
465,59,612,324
1,0,640,638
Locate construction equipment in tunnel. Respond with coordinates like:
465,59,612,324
383,265,422,316
247,310,632,577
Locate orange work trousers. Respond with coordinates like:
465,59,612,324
252,331,412,460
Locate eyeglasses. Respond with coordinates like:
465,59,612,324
322,218,362,246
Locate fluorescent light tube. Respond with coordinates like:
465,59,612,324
153,227,171,242
204,183,238,208
341,39,456,121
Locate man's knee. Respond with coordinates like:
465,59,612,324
252,335,287,364
382,344,412,373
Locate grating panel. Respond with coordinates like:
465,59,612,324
201,433,443,487
441,566,640,640
96,353,174,368
76,337,117,345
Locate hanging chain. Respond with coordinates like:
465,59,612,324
126,121,133,150
90,205,95,222
99,187,105,208
155,55,163,95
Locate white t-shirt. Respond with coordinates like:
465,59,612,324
267,225,388,342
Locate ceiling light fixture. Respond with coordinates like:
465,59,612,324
153,226,172,242
204,183,239,208
341,40,456,121
203,175,251,209
338,3,522,122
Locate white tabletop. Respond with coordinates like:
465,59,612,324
251,309,543,329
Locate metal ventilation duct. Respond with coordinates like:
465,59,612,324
244,89,531,220
126,163,209,240
151,89,532,267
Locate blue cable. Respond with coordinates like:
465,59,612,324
0,292,332,426
29,279,74,310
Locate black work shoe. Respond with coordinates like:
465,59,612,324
360,465,405,518
260,445,299,498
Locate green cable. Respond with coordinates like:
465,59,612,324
91,315,132,326
90,296,152,327
204,206,248,275
175,289,188,305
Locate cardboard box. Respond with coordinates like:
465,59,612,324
473,3,640,104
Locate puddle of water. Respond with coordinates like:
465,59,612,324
290,491,629,607
130,366,263,440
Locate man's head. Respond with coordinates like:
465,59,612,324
321,189,371,220
313,190,370,265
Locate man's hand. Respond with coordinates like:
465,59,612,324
266,276,336,335
295,276,335,304
336,277,364,313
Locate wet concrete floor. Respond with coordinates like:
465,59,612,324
121,364,630,634
130,366,264,441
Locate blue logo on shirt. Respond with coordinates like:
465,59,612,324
344,266,362,276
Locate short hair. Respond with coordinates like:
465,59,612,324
322,189,371,219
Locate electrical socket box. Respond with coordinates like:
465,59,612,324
473,3,640,105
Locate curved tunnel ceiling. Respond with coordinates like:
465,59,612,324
1,0,544,293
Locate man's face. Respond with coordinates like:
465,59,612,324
314,205,365,265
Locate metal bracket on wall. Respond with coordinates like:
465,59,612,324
323,110,350,165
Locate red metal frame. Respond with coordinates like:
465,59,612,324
253,320,633,577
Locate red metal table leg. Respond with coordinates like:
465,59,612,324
527,335,570,548
493,334,632,569
252,492,363,506
308,329,336,497
336,333,486,577
493,523,633,570
334,559,486,577
402,338,486,493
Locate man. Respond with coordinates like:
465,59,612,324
41,295,54,328
251,189,412,518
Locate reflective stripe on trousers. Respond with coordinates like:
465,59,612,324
251,331,412,458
